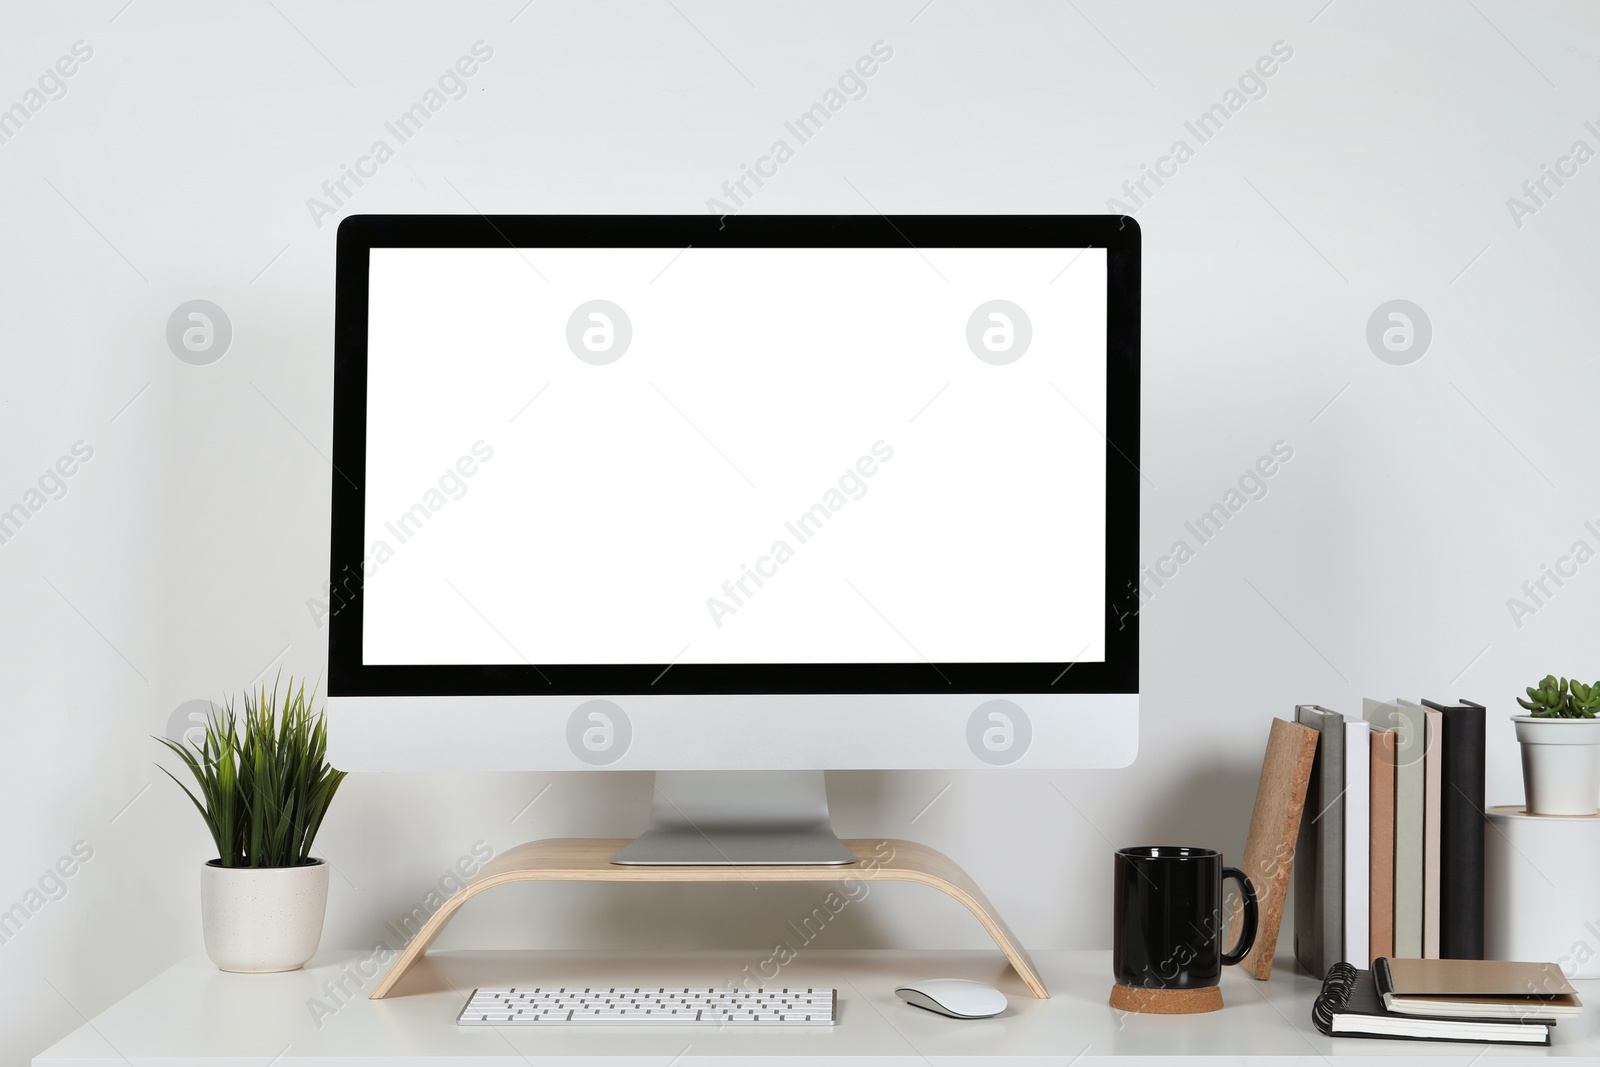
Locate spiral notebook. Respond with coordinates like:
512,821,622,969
1313,963,1553,1045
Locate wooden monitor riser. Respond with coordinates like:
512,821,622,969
369,837,1048,999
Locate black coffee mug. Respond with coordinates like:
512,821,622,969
1112,846,1258,990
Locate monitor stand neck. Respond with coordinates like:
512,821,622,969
609,771,856,866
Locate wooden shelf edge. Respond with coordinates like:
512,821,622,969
369,837,1048,1000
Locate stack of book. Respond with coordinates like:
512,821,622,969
1293,699,1486,977
1314,957,1581,1045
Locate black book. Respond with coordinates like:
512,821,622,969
1422,699,1485,959
1313,962,1552,1045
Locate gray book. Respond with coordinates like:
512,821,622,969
1421,707,1444,957
1389,699,1427,958
1294,704,1346,978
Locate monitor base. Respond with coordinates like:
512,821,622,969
610,771,856,866
365,836,1049,1000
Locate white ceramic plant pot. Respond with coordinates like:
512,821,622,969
201,859,329,973
1514,716,1600,816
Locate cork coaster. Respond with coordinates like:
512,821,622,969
1109,982,1224,1014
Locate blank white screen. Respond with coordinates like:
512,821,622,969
362,246,1106,666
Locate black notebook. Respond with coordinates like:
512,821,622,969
1423,698,1486,959
1313,963,1552,1045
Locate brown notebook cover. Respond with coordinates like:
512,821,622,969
1376,957,1582,1019
1382,957,1578,997
1238,717,1320,979
1370,728,1397,966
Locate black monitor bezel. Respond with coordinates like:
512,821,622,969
329,214,1139,696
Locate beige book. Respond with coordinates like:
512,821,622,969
1386,699,1426,958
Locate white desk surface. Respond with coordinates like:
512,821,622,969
34,948,1600,1065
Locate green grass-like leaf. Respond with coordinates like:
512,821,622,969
153,674,346,867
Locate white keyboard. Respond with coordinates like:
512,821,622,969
458,986,836,1025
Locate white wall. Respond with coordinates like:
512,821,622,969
4,1,1599,1061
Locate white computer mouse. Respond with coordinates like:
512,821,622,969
894,979,1008,1019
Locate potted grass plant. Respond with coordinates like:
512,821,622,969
1514,675,1600,816
156,676,347,972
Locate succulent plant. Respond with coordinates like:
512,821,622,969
1517,674,1600,719
1570,680,1600,716
1518,675,1568,716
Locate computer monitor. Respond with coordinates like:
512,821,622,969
327,215,1139,864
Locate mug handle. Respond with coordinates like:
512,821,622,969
1219,867,1259,966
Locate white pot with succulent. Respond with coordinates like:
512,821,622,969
157,677,347,973
1513,675,1600,817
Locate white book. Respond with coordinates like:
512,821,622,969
1343,720,1372,967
